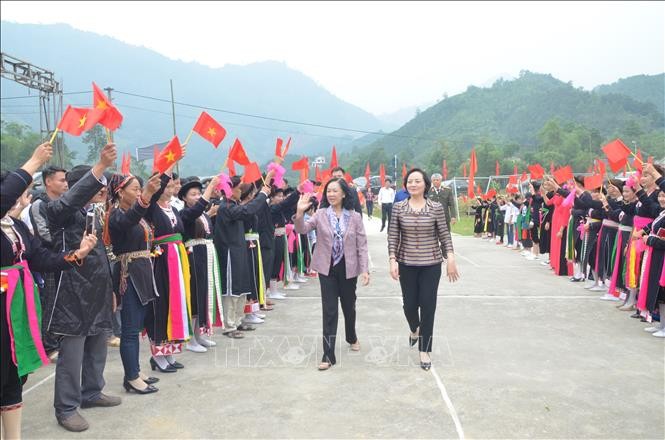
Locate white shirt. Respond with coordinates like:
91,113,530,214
378,187,395,205
170,196,185,211
505,203,519,224
20,205,33,234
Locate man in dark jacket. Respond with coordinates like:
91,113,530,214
29,165,69,357
428,173,457,230
43,144,121,432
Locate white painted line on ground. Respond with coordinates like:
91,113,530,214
23,372,55,395
431,366,465,440
455,252,480,267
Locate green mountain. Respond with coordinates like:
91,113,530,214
594,74,665,114
343,71,664,178
0,22,385,175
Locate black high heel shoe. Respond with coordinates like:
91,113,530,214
150,357,177,373
409,328,419,347
123,378,159,394
166,359,184,369
419,353,431,371
143,376,159,385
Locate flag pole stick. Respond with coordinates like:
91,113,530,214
105,128,112,144
182,129,194,147
629,150,643,165
48,128,59,144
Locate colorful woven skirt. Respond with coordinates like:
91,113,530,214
2,262,48,377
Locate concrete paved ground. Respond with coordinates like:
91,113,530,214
21,217,664,439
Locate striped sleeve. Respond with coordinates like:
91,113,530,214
387,202,401,257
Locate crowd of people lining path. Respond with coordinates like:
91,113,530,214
2,139,664,438
1,141,462,437
468,166,665,338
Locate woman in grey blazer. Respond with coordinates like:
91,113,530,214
294,178,369,371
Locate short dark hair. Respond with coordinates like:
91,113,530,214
240,183,256,201
230,176,242,189
608,178,624,191
319,178,355,211
404,168,431,194
42,165,67,184
331,166,345,175
172,172,179,181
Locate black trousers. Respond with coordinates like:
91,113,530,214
261,246,273,288
272,235,285,280
318,258,358,364
495,217,505,242
381,203,393,230
398,263,442,353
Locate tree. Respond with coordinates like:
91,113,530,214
622,120,644,141
83,125,107,164
1,120,76,171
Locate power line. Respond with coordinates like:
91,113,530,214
114,89,401,137
113,89,540,149
0,110,41,115
4,86,539,149
112,101,367,142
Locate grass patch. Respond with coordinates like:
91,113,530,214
452,215,475,236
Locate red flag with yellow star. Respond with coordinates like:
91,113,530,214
92,82,123,130
192,111,226,148
57,105,101,136
241,162,262,184
154,136,183,174
227,138,251,166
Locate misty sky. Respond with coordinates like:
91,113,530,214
1,1,663,115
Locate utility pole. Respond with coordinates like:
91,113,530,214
1,52,63,166
170,79,180,175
